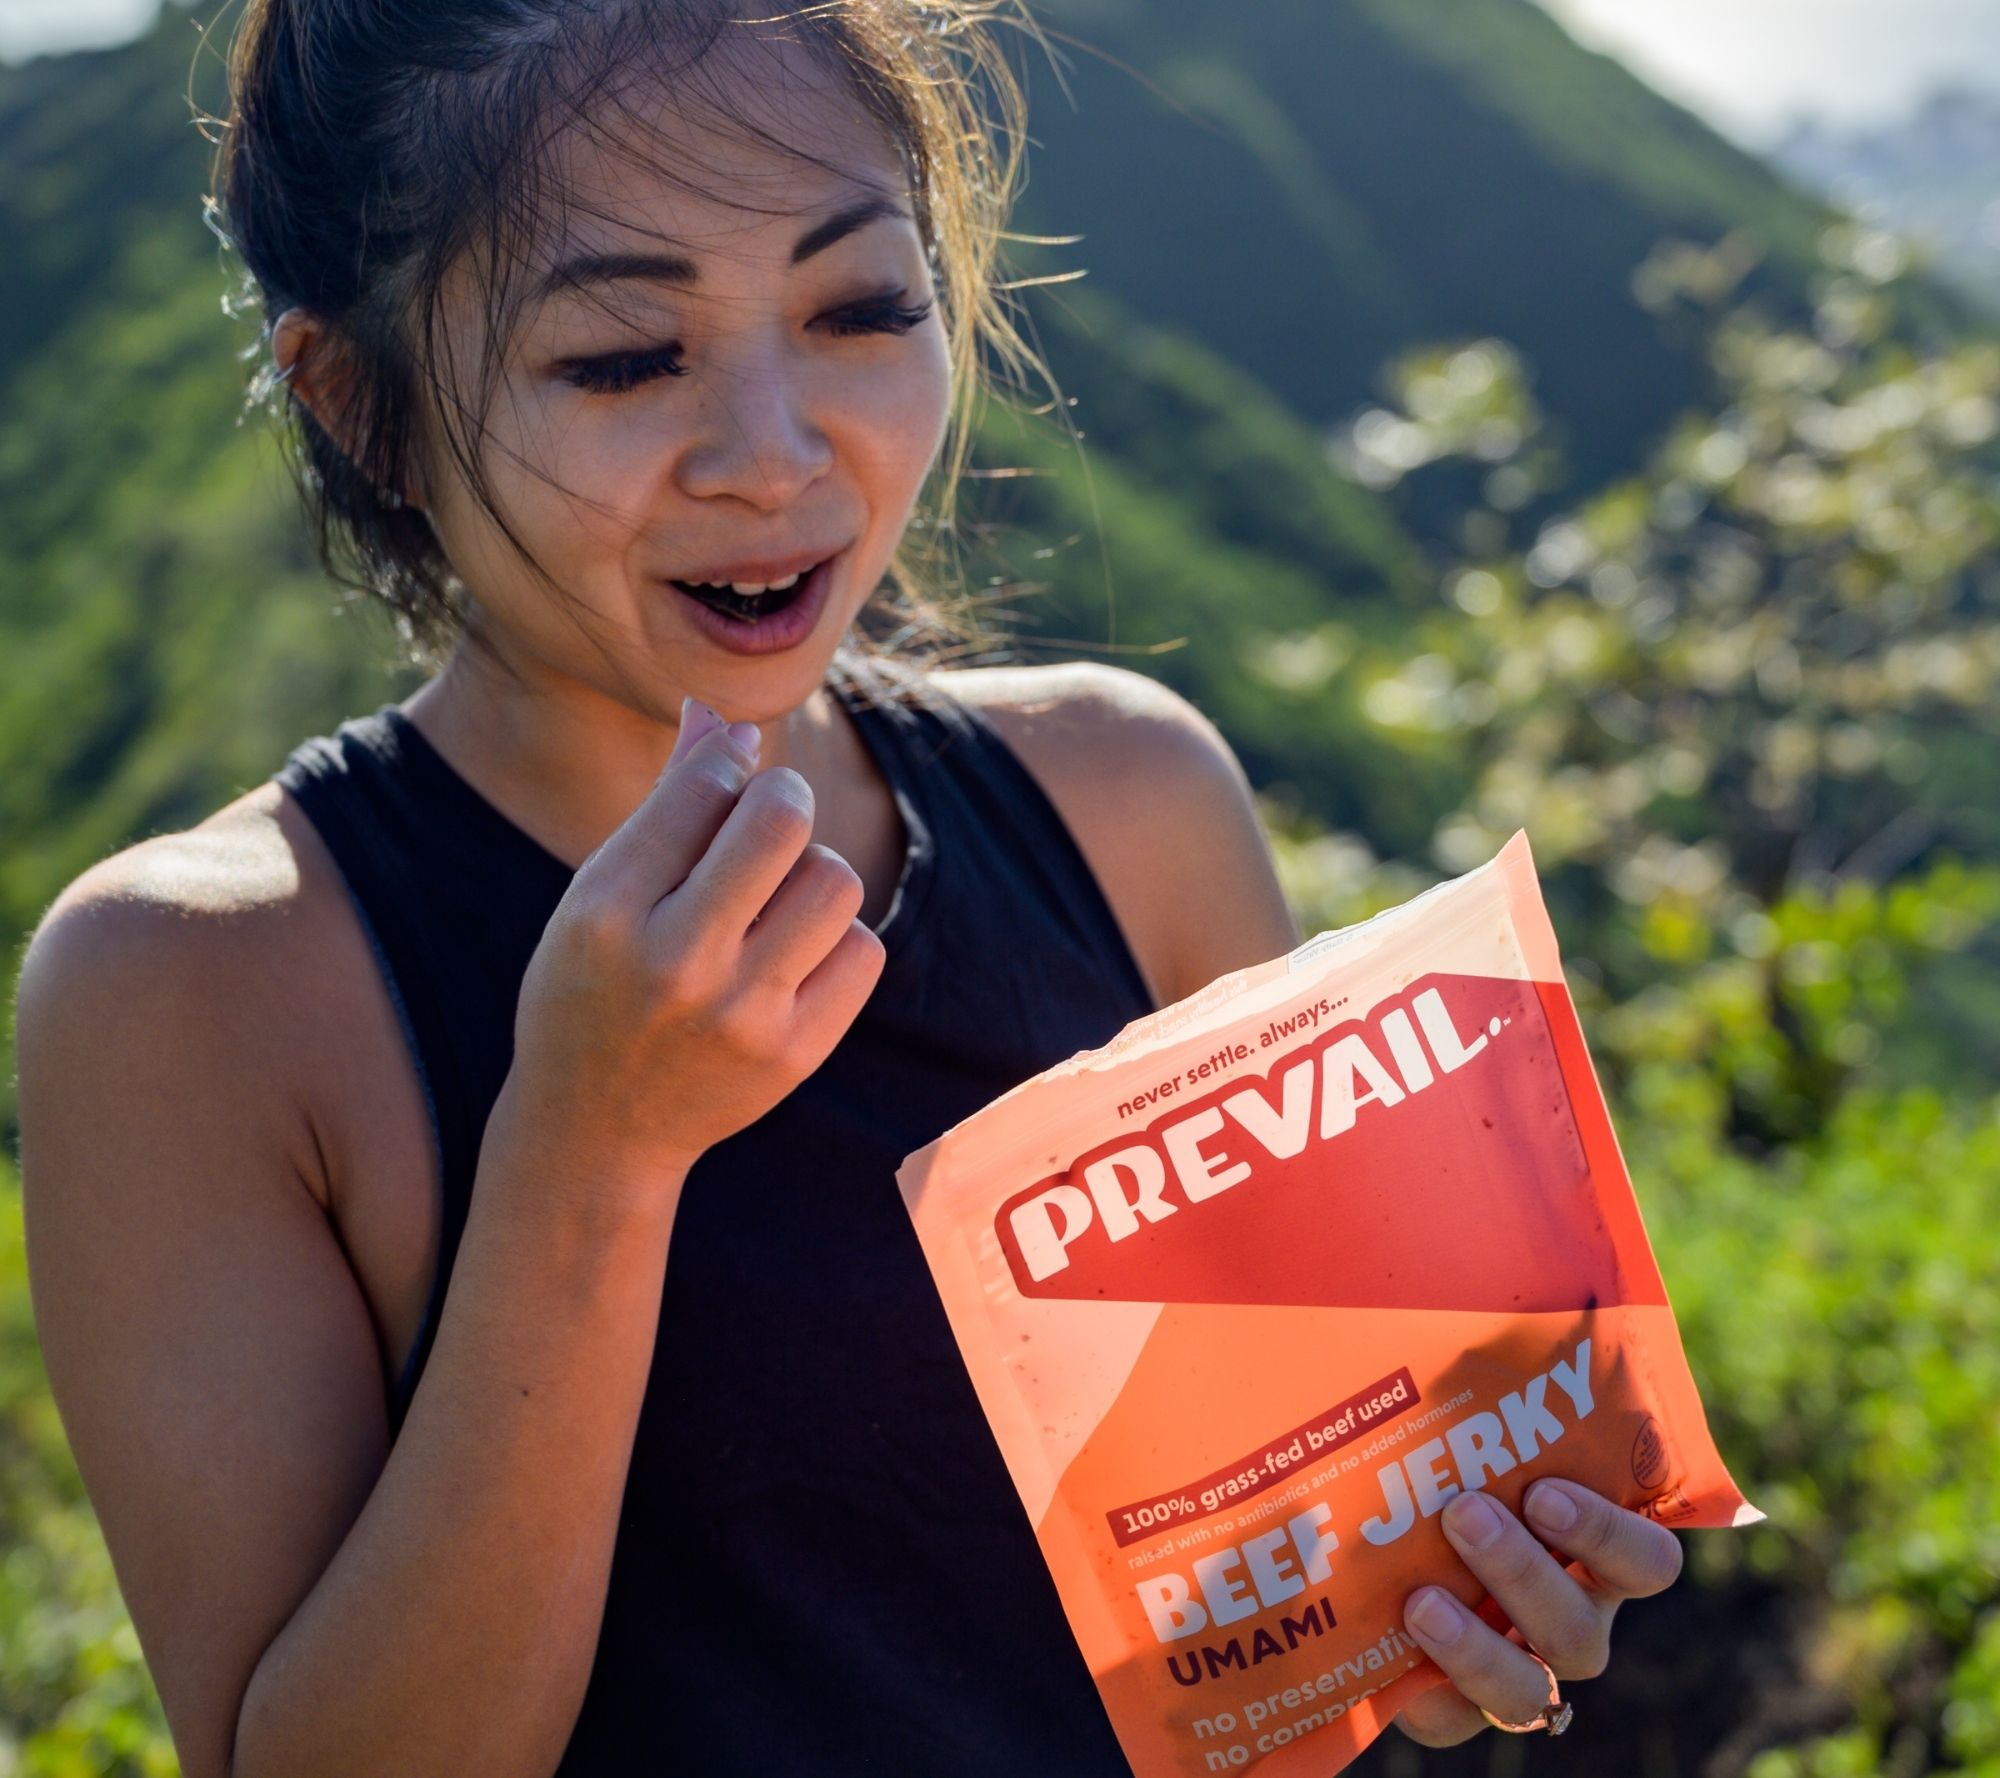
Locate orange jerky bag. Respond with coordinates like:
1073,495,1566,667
895,829,1761,1777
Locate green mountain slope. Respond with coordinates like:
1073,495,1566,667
1009,0,1973,491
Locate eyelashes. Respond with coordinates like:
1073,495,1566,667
559,291,937,397
562,340,687,398
822,294,936,340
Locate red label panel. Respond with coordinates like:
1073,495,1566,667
995,973,1620,1311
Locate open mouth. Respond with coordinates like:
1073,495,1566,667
668,561,827,625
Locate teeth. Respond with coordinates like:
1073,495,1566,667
685,568,805,595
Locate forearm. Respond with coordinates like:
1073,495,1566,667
231,1091,681,1778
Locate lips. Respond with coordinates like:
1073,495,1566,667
665,551,838,654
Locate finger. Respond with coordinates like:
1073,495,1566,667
1522,1478,1685,1603
744,841,866,976
1439,1489,1609,1681
1391,1683,1486,1749
586,698,759,898
1394,1587,1561,1747
790,918,889,1050
678,769,819,938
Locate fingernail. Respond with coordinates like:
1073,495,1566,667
725,718,761,761
1445,1490,1505,1549
1526,1480,1578,1531
1408,1589,1463,1645
674,697,724,759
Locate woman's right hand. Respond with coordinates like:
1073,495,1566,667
495,696,886,1216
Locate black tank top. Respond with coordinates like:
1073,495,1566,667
270,646,1155,1774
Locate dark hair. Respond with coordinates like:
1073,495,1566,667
203,0,1072,685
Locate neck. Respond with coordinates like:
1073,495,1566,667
398,631,837,870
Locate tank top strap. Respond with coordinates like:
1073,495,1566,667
272,711,572,1431
828,647,1156,1018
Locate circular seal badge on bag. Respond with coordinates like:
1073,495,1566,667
1631,1414,1671,1489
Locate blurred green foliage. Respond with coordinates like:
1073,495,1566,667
1266,225,1999,1775
1635,1086,1999,1778
0,1155,178,1777
1288,221,2000,1131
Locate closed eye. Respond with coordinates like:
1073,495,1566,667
820,290,936,339
558,289,937,397
559,341,687,397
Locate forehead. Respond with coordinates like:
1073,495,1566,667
535,26,911,273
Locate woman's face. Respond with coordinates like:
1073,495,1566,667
417,33,952,721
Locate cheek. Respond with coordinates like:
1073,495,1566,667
838,335,953,482
490,388,662,548
420,394,652,609
556,415,670,527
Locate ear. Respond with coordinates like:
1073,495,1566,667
271,307,426,512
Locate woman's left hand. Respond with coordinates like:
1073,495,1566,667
1391,1477,1685,1746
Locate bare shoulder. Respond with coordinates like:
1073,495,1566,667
927,662,1303,1005
29,779,319,946
929,658,1230,788
22,786,292,1021
17,781,353,1210
936,657,1200,727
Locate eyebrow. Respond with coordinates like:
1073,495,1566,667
531,194,914,307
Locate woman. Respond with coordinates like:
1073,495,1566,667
15,1,1685,1772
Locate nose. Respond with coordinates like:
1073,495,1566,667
673,345,835,511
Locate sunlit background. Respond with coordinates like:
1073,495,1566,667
1541,0,1998,138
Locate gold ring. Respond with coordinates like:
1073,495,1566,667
1478,1654,1572,1735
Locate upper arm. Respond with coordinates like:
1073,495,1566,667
1045,664,1305,1005
14,867,394,1778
